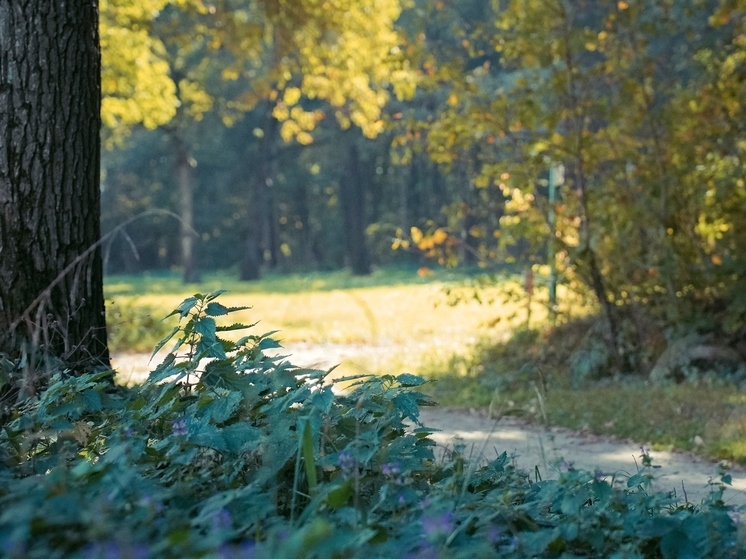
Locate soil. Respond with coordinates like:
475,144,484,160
112,344,746,509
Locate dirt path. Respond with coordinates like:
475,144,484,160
112,346,746,509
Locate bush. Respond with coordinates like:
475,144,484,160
0,293,741,558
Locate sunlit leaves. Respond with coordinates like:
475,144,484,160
100,0,179,143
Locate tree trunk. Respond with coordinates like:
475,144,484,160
241,107,278,280
175,145,200,283
340,138,371,276
0,0,109,371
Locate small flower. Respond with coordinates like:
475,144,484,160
338,450,357,478
508,536,519,551
382,461,405,484
487,525,501,545
398,493,407,505
422,511,455,538
381,462,401,477
594,469,605,481
212,508,232,530
172,419,188,437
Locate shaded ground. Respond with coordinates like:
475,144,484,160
112,345,746,509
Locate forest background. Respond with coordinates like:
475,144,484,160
2,1,746,556
101,0,746,457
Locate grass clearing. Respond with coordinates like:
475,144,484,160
105,267,560,379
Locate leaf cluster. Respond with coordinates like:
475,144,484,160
1,293,740,557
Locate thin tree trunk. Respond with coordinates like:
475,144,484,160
340,138,371,276
559,3,626,369
176,149,200,283
0,0,109,371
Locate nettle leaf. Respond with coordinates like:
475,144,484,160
396,373,427,387
393,393,421,424
222,423,261,454
194,317,217,340
151,326,180,359
168,296,199,319
191,424,228,452
204,302,230,316
205,391,243,424
197,338,227,360
205,290,229,302
258,337,282,350
147,354,186,383
218,321,259,334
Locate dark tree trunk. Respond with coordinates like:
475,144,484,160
0,0,109,370
294,181,313,269
241,106,278,280
340,138,371,276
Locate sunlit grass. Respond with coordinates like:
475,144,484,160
105,267,582,380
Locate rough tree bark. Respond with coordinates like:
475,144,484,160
0,0,109,369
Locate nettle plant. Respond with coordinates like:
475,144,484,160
0,292,741,558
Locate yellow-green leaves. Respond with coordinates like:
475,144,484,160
100,0,179,141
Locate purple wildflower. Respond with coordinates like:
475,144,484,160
381,462,401,476
382,461,404,484
276,529,290,541
487,525,501,544
212,508,233,530
172,419,188,437
338,450,357,478
422,511,455,538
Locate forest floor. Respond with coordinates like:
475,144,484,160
112,344,746,509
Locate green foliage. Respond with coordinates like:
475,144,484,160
1,293,742,557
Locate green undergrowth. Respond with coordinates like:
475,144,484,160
1,293,742,558
424,321,746,463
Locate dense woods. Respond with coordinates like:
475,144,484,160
100,2,743,285
98,0,746,372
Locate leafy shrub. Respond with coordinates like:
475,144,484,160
0,293,741,558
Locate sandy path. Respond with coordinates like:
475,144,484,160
112,346,746,509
